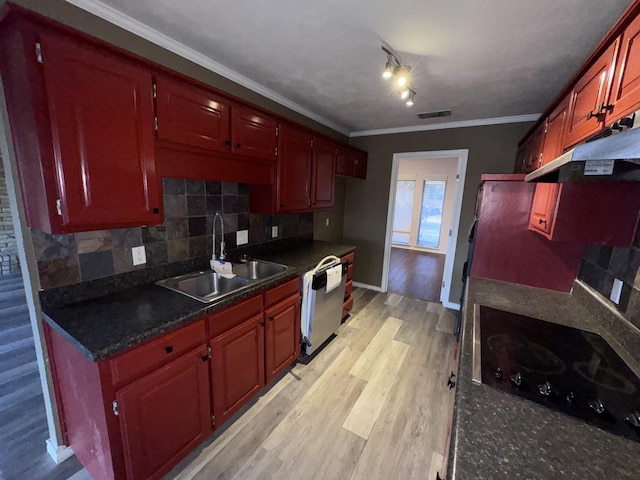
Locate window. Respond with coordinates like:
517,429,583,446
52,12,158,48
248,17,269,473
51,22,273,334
392,180,415,245
417,180,446,248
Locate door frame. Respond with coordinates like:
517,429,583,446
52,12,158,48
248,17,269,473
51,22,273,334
382,149,468,309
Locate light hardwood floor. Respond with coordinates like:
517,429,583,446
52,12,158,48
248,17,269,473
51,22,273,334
167,288,458,480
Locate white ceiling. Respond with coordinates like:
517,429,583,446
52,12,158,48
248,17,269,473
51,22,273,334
67,0,632,135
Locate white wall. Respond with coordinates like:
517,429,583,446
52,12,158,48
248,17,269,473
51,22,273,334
395,157,458,254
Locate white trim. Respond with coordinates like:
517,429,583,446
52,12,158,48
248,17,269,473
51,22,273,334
352,281,385,292
443,301,461,311
382,150,468,306
46,439,75,464
350,114,540,137
63,0,350,136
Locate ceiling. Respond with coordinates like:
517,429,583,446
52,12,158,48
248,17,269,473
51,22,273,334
67,0,632,135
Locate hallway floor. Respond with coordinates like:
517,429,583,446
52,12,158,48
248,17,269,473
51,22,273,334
388,247,445,303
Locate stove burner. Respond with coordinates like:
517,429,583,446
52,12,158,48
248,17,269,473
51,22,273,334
487,334,566,375
573,361,637,394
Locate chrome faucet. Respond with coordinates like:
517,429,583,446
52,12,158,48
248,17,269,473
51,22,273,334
212,212,225,261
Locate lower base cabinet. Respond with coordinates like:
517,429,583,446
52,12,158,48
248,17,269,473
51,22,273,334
46,277,301,480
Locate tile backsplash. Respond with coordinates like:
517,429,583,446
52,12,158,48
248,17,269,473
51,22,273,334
33,179,313,289
578,222,640,329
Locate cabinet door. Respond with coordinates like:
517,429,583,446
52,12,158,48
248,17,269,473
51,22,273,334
116,346,211,480
564,41,618,147
336,147,354,175
210,314,265,426
528,183,559,236
526,125,545,171
311,137,336,208
231,106,278,161
155,76,230,152
265,293,300,383
608,16,640,122
39,31,161,230
514,142,529,173
353,151,368,179
540,97,569,166
277,125,313,211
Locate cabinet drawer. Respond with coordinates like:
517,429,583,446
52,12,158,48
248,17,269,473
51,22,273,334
341,252,355,266
110,319,206,387
264,278,300,308
207,295,263,338
344,280,353,301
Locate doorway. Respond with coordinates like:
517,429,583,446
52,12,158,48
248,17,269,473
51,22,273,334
383,150,468,308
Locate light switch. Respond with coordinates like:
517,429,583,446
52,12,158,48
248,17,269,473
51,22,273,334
272,226,278,238
132,246,146,266
325,218,330,227
610,278,623,304
236,230,248,246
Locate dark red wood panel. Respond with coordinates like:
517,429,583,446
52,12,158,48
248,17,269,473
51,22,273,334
277,125,313,212
231,105,278,161
156,75,230,152
540,98,569,166
210,314,265,426
353,151,368,179
116,346,211,480
311,137,336,208
39,30,161,230
609,14,640,122
264,293,300,382
336,146,354,175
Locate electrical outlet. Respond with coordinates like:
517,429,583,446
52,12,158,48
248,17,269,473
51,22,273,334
325,217,330,227
132,246,146,266
236,230,248,246
610,278,624,304
272,226,278,238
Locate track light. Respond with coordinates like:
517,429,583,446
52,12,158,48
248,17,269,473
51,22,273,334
381,45,416,107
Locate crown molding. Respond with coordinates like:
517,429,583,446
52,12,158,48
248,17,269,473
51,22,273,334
64,0,351,136
349,114,541,137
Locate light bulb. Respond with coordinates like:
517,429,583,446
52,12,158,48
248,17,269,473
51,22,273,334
400,88,410,100
396,75,407,87
406,98,414,106
382,61,394,79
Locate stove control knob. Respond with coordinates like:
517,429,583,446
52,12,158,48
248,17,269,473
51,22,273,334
589,399,605,415
494,368,503,379
509,372,523,387
624,411,640,428
537,381,552,397
566,392,575,404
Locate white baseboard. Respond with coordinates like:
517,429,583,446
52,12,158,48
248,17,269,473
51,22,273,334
352,281,385,292
443,301,461,311
46,438,75,464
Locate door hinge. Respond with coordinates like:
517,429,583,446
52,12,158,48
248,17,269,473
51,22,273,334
55,199,62,216
456,174,460,180
449,229,452,237
442,281,446,289
152,82,157,99
211,415,215,426
112,400,119,416
275,146,278,156
201,346,211,362
35,43,43,63
154,117,158,131
275,126,279,136
311,139,314,148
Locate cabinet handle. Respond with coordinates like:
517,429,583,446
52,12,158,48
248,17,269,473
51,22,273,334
268,316,274,322
224,140,231,146
538,219,547,225
165,345,174,354
587,110,600,121
260,320,265,326
236,143,241,148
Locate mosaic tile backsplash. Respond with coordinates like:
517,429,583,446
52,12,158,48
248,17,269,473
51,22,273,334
578,222,640,329
33,178,313,289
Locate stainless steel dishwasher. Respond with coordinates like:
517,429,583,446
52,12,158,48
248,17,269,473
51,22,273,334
300,256,347,356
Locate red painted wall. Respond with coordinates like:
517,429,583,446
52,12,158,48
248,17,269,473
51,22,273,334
471,179,583,291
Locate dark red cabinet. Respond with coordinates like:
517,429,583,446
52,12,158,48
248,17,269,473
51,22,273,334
539,97,569,167
231,106,278,161
36,30,161,232
528,183,558,236
155,75,230,152
116,346,211,480
276,125,314,211
210,313,265,426
265,292,300,382
353,151,368,179
608,14,640,122
311,137,336,208
336,146,368,178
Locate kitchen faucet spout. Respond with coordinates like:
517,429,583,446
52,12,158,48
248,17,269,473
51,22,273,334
212,212,225,261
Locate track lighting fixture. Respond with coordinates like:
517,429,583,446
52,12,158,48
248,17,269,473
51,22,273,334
381,45,416,107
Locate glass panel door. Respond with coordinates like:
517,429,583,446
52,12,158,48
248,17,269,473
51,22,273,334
418,180,446,248
392,180,415,245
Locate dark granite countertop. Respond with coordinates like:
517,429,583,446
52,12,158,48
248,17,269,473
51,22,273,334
448,277,640,479
42,240,355,362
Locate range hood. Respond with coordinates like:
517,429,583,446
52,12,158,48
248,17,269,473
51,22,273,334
525,114,640,183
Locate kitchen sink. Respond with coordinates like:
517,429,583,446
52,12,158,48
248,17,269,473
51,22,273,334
156,259,288,303
232,260,288,280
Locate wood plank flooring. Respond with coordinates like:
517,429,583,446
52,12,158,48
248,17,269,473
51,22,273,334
388,247,445,302
0,273,84,480
168,288,458,480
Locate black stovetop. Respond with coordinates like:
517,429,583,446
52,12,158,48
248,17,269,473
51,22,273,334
479,306,640,442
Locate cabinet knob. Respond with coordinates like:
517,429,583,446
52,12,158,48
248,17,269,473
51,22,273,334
236,143,241,148
260,321,265,326
268,316,274,322
165,345,174,354
538,219,547,225
224,140,231,146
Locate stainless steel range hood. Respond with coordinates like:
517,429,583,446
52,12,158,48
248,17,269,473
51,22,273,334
525,117,640,183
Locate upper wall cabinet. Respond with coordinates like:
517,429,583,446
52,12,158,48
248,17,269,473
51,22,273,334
607,14,640,123
156,75,231,152
514,124,544,173
336,146,368,179
539,96,570,167
311,137,336,209
563,41,618,148
0,21,162,234
230,105,278,161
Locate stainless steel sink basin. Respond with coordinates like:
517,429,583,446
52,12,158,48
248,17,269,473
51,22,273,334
156,259,288,303
156,271,249,303
233,260,288,280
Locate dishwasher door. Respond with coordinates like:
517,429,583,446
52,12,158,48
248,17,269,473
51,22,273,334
301,263,347,356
